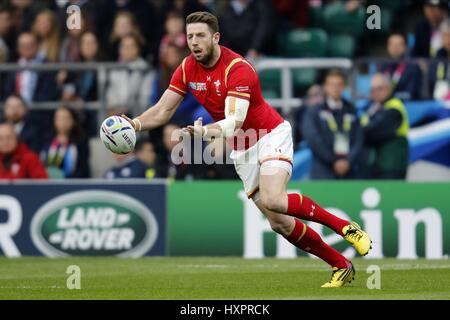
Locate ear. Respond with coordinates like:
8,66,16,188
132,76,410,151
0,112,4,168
213,32,220,44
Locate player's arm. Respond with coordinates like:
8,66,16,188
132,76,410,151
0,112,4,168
122,59,187,132
122,89,183,132
183,96,249,138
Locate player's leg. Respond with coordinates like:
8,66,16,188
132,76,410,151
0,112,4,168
256,168,355,287
258,157,349,236
257,120,371,256
258,164,372,256
253,197,351,270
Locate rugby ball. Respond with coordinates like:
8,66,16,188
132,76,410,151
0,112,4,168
100,115,136,154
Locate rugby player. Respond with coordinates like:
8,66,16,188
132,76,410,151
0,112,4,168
122,11,371,287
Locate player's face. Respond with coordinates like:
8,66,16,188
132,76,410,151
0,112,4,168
186,23,218,65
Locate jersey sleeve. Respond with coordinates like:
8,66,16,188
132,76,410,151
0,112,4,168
225,61,256,102
168,59,188,96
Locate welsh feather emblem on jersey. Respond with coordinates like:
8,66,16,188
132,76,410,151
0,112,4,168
214,80,221,96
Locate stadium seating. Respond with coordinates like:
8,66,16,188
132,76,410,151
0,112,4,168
322,2,365,37
292,68,318,93
279,28,328,57
328,34,355,58
368,0,408,12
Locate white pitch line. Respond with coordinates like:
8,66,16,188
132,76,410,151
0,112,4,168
0,285,65,289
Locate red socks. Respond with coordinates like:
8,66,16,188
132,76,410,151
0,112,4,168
287,193,349,236
285,219,349,269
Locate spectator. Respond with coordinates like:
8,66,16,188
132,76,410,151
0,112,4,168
104,140,162,179
203,137,239,180
31,9,61,62
97,0,161,65
198,0,217,12
151,43,212,127
430,19,450,100
105,34,154,116
2,94,41,153
437,18,450,58
160,123,206,180
218,0,276,59
59,9,92,63
412,0,449,58
61,31,102,102
40,106,90,178
360,74,409,179
2,32,59,103
159,11,187,61
302,70,363,180
161,0,210,19
8,0,53,34
0,5,16,62
295,84,324,144
0,122,47,180
380,32,423,100
106,11,146,61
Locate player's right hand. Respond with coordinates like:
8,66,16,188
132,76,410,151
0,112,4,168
120,114,135,129
182,117,204,137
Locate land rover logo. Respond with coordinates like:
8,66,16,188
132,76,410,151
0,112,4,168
30,190,158,257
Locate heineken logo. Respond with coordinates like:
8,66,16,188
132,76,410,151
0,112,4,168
30,190,158,257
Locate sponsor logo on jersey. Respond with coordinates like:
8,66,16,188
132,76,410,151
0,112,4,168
31,190,158,257
189,82,207,91
236,86,249,92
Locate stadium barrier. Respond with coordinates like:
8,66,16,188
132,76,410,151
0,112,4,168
1,57,444,126
169,181,450,259
0,58,353,126
1,180,449,260
0,180,166,257
253,58,352,116
0,62,150,127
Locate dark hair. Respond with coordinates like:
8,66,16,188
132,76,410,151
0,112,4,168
121,33,143,52
0,4,12,14
135,139,154,152
110,11,145,45
53,106,84,144
166,10,184,22
324,68,347,84
424,0,449,10
186,11,219,34
388,31,407,43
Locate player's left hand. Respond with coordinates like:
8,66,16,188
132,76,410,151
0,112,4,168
182,117,204,137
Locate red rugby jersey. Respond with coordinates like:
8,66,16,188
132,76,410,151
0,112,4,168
168,46,283,149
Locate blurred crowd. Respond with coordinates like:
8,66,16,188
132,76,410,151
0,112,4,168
0,0,449,181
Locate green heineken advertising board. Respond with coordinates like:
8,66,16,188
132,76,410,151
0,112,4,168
168,181,450,259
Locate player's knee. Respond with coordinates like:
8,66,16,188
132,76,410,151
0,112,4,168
260,194,284,213
267,214,292,236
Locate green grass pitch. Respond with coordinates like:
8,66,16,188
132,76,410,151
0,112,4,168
0,257,449,299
